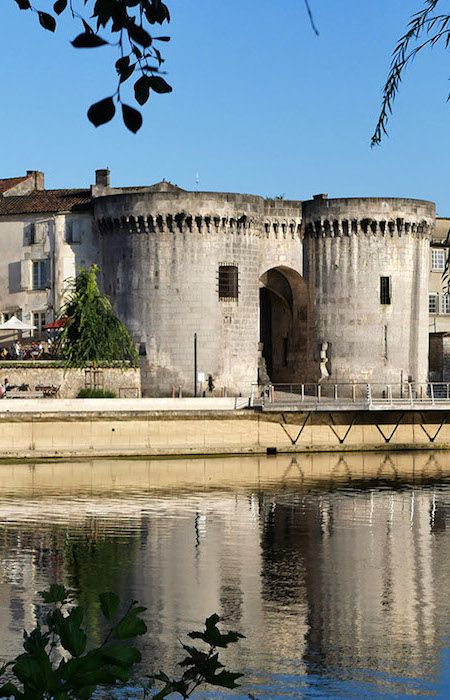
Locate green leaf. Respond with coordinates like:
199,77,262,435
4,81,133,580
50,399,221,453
53,0,67,14
122,104,143,133
38,11,56,32
112,607,147,639
39,584,69,604
71,32,108,48
101,645,141,668
148,76,172,94
51,608,87,658
0,682,21,698
88,97,116,127
99,591,119,621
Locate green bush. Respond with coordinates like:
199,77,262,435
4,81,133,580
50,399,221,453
0,585,252,699
77,388,117,399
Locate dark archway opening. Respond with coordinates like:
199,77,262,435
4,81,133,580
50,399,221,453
259,267,309,384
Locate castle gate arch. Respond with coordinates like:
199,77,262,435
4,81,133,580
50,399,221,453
259,266,310,384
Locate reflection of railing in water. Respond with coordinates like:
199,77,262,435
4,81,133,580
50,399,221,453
251,382,450,408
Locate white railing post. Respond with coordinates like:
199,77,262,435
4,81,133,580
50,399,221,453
408,382,414,406
430,383,435,405
301,384,305,402
388,385,393,405
334,384,338,400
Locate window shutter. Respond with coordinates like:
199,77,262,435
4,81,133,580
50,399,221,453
20,260,31,290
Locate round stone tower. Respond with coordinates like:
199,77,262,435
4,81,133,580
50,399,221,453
94,182,302,396
302,196,435,387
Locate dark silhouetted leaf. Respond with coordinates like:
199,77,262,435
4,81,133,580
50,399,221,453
38,11,56,32
154,36,170,41
112,605,147,636
99,591,119,621
134,76,151,105
127,22,152,47
14,0,31,9
88,97,116,127
119,63,136,83
100,645,141,668
148,75,172,94
121,104,143,133
53,0,67,15
72,32,108,48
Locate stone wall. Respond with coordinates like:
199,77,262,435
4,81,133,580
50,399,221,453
0,365,140,398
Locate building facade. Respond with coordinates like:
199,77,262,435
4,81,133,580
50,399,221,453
0,169,445,395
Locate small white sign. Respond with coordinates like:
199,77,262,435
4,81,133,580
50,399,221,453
197,372,205,382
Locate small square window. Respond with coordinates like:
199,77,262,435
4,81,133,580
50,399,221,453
32,311,46,334
218,265,238,300
429,293,439,314
380,276,391,304
432,249,446,271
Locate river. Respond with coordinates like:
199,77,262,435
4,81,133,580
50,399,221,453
0,451,449,698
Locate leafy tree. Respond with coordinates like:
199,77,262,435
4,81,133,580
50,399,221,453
372,0,450,145
11,0,172,133
54,264,138,368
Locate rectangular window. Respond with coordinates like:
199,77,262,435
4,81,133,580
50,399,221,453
32,311,46,334
1,312,13,324
32,261,46,290
429,293,439,314
432,249,446,271
380,276,391,304
442,294,450,315
218,265,239,300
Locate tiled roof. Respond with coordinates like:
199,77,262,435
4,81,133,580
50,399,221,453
0,176,29,194
0,189,92,215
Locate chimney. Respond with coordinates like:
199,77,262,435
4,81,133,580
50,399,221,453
95,169,110,187
27,170,45,191
313,193,328,200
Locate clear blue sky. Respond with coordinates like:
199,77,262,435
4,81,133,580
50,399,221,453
3,0,450,213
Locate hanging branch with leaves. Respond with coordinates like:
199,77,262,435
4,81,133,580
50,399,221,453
12,0,172,133
371,0,450,145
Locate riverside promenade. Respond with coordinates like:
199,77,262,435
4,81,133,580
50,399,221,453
1,381,450,458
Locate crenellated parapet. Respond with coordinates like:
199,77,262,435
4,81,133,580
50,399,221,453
303,217,433,238
302,196,435,240
96,212,261,236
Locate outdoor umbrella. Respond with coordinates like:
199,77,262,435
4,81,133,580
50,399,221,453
0,315,36,331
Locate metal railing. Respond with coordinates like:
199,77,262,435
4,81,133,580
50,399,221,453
250,382,450,408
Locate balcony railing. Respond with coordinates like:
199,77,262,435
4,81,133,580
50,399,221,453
250,382,450,408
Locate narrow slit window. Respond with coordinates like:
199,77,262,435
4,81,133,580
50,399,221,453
380,276,391,305
218,265,238,300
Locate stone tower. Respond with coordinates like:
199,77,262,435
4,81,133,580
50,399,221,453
302,196,435,387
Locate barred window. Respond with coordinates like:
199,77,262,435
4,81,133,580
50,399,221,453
380,276,391,305
432,249,446,271
429,293,439,314
218,265,238,300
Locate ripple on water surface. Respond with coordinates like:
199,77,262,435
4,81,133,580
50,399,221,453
0,451,449,698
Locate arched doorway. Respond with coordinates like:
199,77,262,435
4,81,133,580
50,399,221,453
259,267,310,384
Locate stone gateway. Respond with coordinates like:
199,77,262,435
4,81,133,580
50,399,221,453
0,169,441,396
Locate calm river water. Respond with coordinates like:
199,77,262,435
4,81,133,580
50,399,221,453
0,452,450,698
